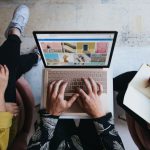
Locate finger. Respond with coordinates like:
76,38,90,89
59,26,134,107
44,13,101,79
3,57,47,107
13,109,20,114
47,81,56,109
0,65,2,73
0,65,4,75
83,78,92,94
48,81,56,96
59,82,68,96
76,88,88,99
4,65,9,77
97,82,103,95
67,93,79,107
47,81,56,106
76,97,83,107
11,107,19,114
88,77,97,94
6,102,17,106
53,80,63,97
13,105,19,109
11,102,17,105
11,107,19,113
0,65,3,69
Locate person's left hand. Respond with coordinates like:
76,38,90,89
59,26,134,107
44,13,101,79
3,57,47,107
76,77,106,118
145,77,150,88
46,80,79,116
0,65,9,97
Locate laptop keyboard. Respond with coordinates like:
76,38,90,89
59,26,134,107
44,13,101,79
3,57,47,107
48,70,107,93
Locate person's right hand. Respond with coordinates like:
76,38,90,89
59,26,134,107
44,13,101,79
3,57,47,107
0,65,9,97
77,77,106,118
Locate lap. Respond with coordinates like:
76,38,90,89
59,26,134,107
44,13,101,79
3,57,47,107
113,71,137,91
51,119,99,150
113,71,137,106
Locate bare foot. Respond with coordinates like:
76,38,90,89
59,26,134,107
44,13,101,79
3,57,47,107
0,65,9,112
8,27,21,37
0,65,9,96
5,102,20,116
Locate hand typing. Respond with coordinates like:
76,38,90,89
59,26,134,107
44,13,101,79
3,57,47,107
77,77,106,118
46,80,79,116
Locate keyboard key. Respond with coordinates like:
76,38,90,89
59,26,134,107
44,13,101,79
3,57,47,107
48,70,107,93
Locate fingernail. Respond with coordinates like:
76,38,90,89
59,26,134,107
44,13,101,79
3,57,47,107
77,94,79,97
75,93,79,96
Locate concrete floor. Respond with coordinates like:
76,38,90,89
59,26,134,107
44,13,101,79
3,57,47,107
0,0,121,54
1,0,149,149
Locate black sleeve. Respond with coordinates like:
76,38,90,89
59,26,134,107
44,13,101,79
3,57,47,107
27,109,59,150
93,113,125,150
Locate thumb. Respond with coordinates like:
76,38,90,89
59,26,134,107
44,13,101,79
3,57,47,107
67,94,79,107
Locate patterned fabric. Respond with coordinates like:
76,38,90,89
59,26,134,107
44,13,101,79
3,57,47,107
28,110,124,150
93,113,125,150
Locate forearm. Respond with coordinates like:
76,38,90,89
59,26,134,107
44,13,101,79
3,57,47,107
93,113,125,150
28,109,59,149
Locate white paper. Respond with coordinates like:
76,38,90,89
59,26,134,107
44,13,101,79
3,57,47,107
130,64,150,98
123,64,150,123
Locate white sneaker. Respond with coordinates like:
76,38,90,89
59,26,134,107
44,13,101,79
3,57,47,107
5,4,29,38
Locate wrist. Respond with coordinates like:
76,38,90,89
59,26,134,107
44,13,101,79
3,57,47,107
91,111,106,119
93,112,112,123
46,109,61,117
39,109,60,119
49,112,61,116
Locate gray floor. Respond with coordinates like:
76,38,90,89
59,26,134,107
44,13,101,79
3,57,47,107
1,0,150,149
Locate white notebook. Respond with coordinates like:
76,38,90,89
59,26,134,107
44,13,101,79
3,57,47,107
123,64,150,123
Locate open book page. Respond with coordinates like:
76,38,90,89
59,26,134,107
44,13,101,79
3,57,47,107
123,86,150,123
130,64,150,99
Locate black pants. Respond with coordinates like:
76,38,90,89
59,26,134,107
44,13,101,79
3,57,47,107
50,119,100,150
113,71,137,106
0,34,38,102
113,71,149,127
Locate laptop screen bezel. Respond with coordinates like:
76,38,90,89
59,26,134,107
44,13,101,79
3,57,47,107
33,31,118,68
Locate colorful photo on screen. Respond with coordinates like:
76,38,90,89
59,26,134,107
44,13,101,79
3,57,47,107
36,33,115,66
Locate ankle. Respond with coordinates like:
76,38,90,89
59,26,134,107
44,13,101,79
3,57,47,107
8,27,21,37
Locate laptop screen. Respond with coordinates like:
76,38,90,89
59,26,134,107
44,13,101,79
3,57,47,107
33,31,117,68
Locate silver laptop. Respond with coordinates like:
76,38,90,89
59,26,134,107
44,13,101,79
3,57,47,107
33,31,117,118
